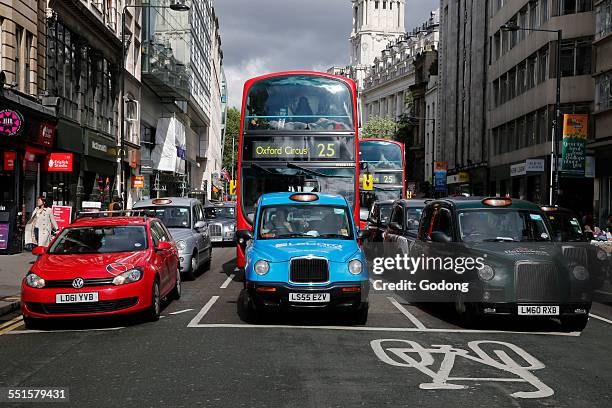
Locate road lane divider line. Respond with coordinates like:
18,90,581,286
186,323,580,336
220,274,235,289
169,308,194,315
0,316,23,330
387,296,426,329
589,313,612,325
0,320,23,336
187,296,219,327
594,289,612,296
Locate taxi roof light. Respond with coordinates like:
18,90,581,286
151,198,172,205
482,197,512,207
290,193,319,202
541,206,559,212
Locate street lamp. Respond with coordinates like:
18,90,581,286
119,1,190,207
500,22,562,206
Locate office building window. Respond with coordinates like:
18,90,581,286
527,55,537,89
596,0,612,40
15,25,23,89
538,47,548,83
517,61,526,95
529,1,539,29
596,72,612,111
541,0,549,23
537,108,548,144
508,69,516,99
560,39,592,77
25,32,32,94
561,0,592,14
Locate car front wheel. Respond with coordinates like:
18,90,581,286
170,268,181,300
560,315,589,332
146,279,161,322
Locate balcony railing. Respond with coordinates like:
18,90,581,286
142,40,191,101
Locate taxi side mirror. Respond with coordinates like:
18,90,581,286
389,221,402,231
194,221,206,231
357,229,371,240
32,246,47,255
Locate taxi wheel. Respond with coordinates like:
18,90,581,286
349,304,369,325
183,254,198,281
146,279,161,322
170,268,182,300
455,298,480,328
237,289,260,324
560,315,589,332
203,247,212,271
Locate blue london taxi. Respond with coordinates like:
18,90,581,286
236,192,370,324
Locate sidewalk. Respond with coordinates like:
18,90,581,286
0,252,35,316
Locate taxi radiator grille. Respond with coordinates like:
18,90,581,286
44,278,115,288
515,263,560,302
209,223,222,237
27,297,138,315
290,258,329,283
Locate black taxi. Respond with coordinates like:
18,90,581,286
408,197,592,331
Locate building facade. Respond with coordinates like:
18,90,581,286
487,0,595,213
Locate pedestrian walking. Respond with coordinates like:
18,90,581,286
24,196,59,249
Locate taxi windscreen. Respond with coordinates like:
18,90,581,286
137,206,191,228
49,226,148,254
258,205,353,240
205,206,235,219
458,210,551,243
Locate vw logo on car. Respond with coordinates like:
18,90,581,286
72,278,84,289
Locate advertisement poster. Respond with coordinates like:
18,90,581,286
52,206,72,231
3,151,16,171
46,153,74,172
0,223,8,250
434,161,448,193
561,114,588,176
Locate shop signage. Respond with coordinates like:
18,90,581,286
38,122,56,147
51,206,72,230
434,161,447,192
3,151,16,171
511,159,545,177
561,114,588,176
46,153,74,172
0,223,8,250
0,109,24,137
447,171,469,185
84,132,117,161
140,159,154,174
132,175,145,189
511,162,527,177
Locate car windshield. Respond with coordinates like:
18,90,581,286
546,213,586,242
258,205,353,240
49,226,147,254
137,206,191,228
458,209,551,243
379,204,393,225
406,207,423,231
360,188,403,211
205,206,235,219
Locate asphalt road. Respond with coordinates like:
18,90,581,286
1,247,611,407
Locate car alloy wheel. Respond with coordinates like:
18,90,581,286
171,268,182,300
147,280,161,322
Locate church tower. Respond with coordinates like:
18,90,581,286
349,0,405,88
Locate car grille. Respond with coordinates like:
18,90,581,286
515,262,560,302
562,246,588,267
289,257,329,283
44,278,115,289
209,223,222,238
27,298,138,315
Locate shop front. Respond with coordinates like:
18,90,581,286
82,131,118,211
0,96,57,254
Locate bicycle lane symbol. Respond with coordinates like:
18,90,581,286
371,339,554,399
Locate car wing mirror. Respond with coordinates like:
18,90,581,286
430,231,452,243
194,220,206,230
389,221,402,231
32,246,47,255
357,229,371,240
156,241,172,251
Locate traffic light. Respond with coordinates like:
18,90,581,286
229,180,237,195
362,174,373,191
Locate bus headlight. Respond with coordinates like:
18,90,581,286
477,265,495,281
348,259,363,275
254,260,270,276
572,265,588,281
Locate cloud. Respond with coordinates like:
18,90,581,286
214,0,439,108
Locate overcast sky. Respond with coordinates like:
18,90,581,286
214,0,439,108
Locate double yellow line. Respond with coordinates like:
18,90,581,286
0,316,24,336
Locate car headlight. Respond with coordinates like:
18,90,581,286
348,259,363,275
176,240,186,251
596,249,607,261
112,268,143,285
254,260,270,275
477,264,495,281
572,265,588,281
25,273,45,288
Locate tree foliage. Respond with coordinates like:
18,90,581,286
360,116,396,139
222,107,240,176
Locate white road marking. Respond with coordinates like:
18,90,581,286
594,289,612,296
371,339,554,399
187,296,219,327
8,327,124,335
169,308,195,315
186,323,580,337
220,274,235,289
589,313,612,325
387,296,426,329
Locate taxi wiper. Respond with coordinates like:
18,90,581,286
319,233,350,239
286,162,351,178
275,232,311,238
482,237,518,242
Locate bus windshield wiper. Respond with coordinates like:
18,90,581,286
251,162,276,175
373,185,401,191
286,162,352,178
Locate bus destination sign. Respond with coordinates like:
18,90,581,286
252,140,341,160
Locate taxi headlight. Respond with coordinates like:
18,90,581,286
254,260,270,276
596,249,607,261
348,259,363,275
176,240,186,251
26,273,45,288
112,268,143,285
477,264,495,281
572,265,588,281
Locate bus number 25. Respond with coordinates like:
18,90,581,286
317,143,336,158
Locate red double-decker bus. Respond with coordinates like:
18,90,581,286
359,138,406,224
236,71,361,267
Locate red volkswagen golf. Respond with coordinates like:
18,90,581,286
21,216,181,328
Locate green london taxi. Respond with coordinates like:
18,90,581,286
409,197,592,331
